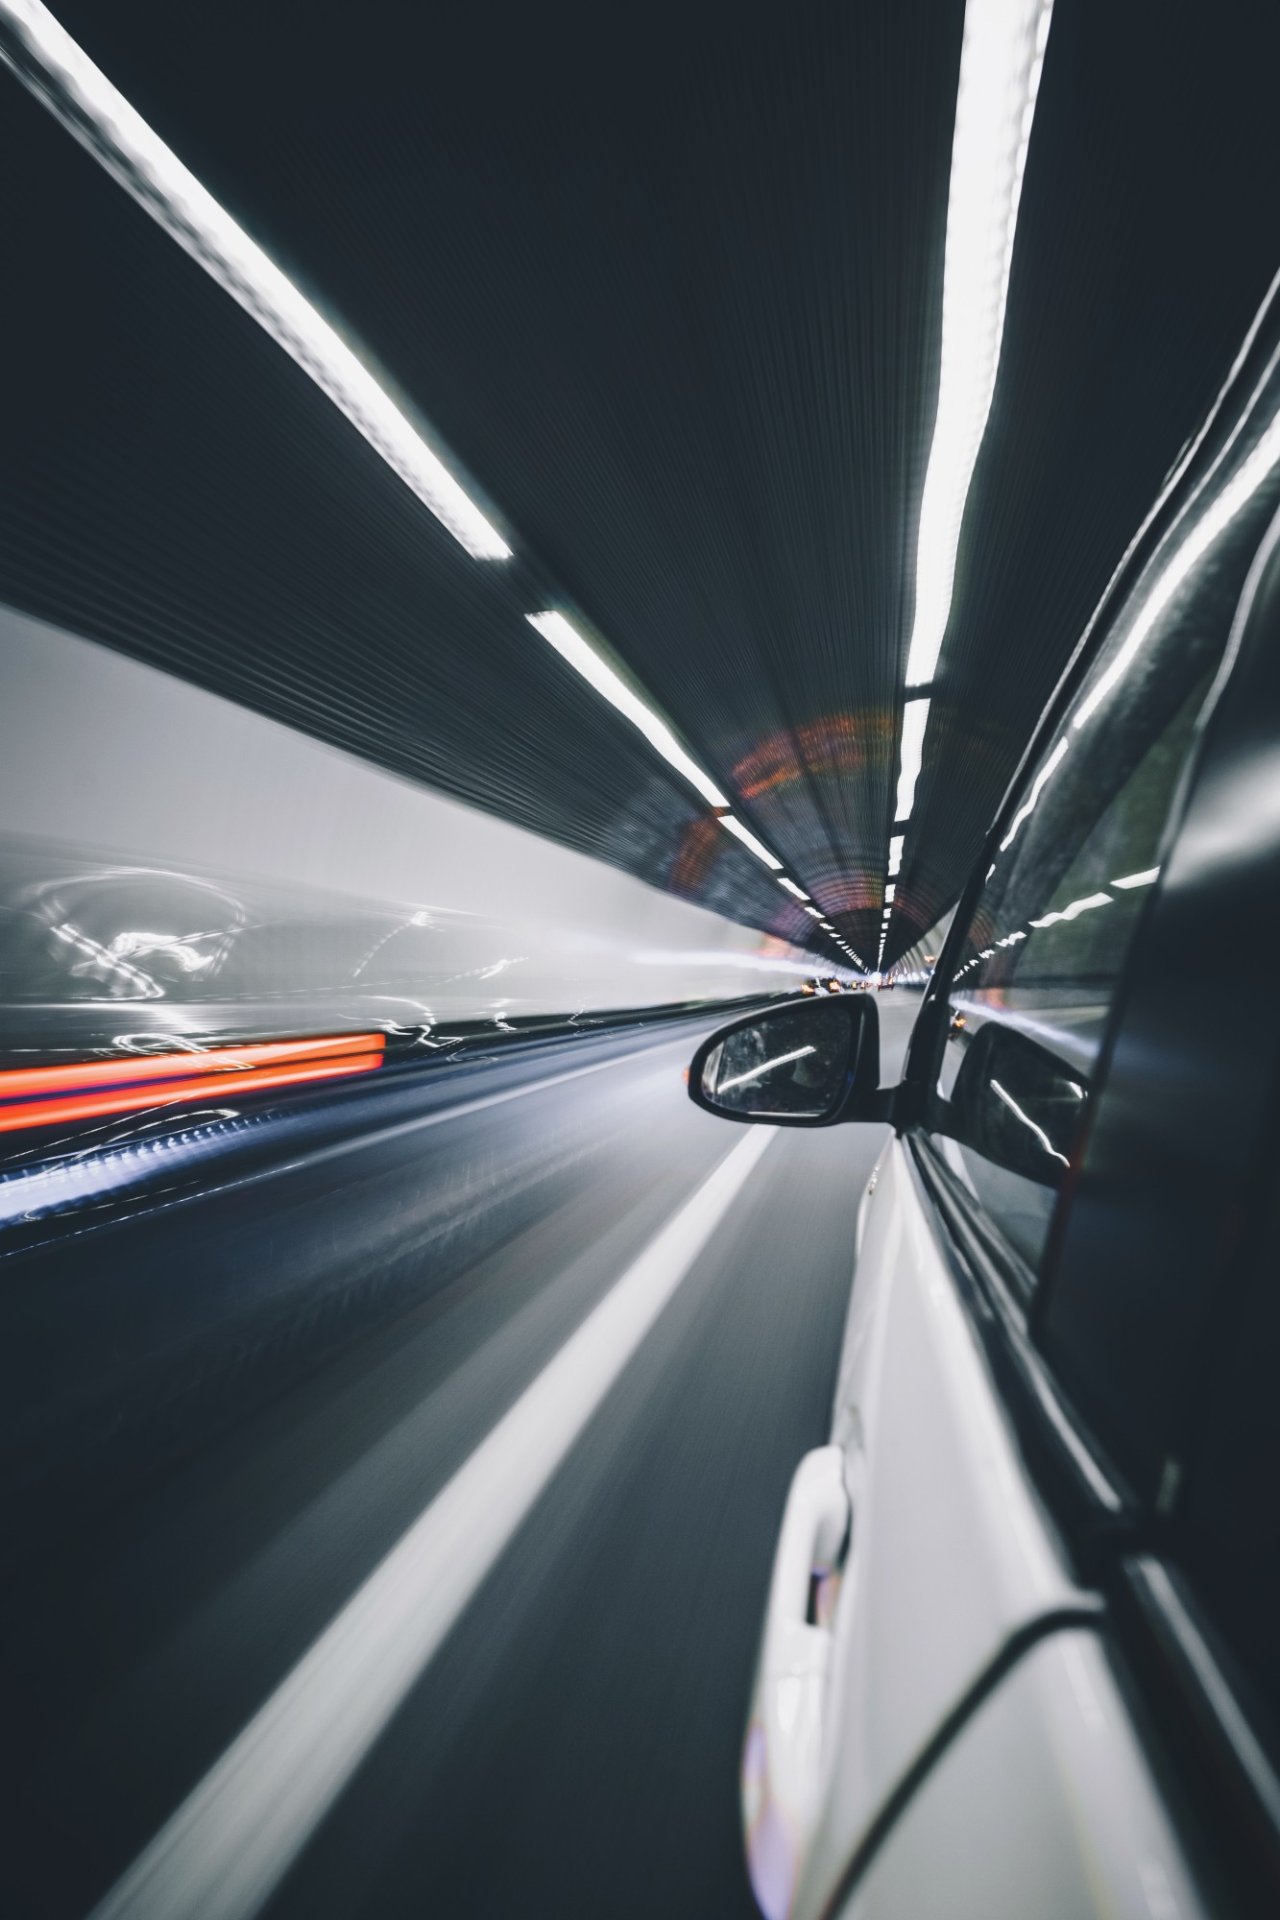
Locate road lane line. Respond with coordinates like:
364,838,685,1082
91,1124,779,1920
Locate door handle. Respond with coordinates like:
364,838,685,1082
743,1445,851,1920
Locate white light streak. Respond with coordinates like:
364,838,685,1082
998,734,1068,852
1028,890,1112,929
717,814,784,871
528,613,729,809
1074,407,1280,732
887,0,1052,894
887,835,904,879
1111,867,1159,890
884,883,896,903
992,1078,1068,1166
778,878,810,901
0,2,511,560
719,1045,816,1093
894,697,932,822
803,904,823,919
902,0,1053,688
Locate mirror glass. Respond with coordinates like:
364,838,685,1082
699,1003,853,1119
949,1019,1084,1188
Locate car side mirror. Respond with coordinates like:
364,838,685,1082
688,995,883,1126
947,1019,1085,1186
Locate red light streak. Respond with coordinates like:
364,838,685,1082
0,1034,386,1134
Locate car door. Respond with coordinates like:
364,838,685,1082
744,293,1280,1920
828,479,1280,1920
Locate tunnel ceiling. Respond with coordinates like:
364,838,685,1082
4,1,1280,965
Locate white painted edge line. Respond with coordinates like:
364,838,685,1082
91,1123,779,1920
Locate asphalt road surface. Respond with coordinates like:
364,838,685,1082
2,1000,917,1920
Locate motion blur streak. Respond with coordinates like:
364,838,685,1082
89,1127,778,1920
0,1034,384,1097
0,5,511,559
0,1049,385,1133
0,613,820,1016
7,1004,910,1916
0,1034,385,1132
888,0,1054,956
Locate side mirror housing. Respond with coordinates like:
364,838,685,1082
688,995,885,1127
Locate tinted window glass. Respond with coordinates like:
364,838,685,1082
1173,1161,1280,1764
932,635,1217,1277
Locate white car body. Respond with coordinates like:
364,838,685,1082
744,1135,1207,1918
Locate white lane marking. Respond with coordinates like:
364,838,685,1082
91,1123,779,1920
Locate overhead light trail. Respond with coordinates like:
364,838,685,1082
0,2,511,560
0,1033,386,1134
893,696,932,833
526,612,730,809
884,0,1055,956
530,613,813,902
1,2,831,942
716,814,784,872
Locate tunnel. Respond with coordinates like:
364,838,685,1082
3,4,1280,1917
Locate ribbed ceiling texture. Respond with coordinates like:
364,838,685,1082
4,1,1280,964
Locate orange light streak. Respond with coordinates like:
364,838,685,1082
0,1034,386,1134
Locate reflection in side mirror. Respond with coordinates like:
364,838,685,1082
688,996,882,1127
948,1019,1085,1187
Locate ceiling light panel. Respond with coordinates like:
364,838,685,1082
894,698,932,823
528,613,730,810
903,0,1053,689
886,0,1054,949
0,1,512,560
717,814,784,871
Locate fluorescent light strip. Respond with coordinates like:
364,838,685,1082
1112,867,1159,890
778,878,810,901
0,2,510,561
528,613,729,809
894,698,932,823
717,814,784,871
902,0,1052,688
887,834,905,879
802,905,823,918
888,0,1053,902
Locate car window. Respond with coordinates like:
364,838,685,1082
929,607,1221,1280
1171,1158,1280,1769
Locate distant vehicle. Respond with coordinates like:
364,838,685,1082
686,277,1280,1919
824,978,843,994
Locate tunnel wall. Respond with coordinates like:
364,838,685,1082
0,606,828,1039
